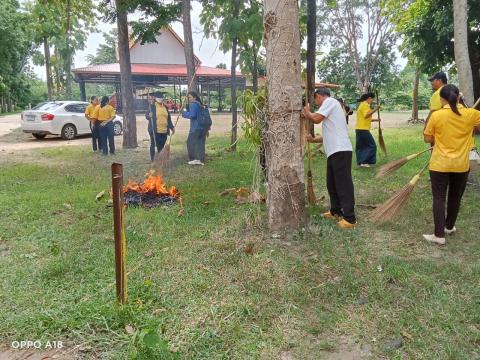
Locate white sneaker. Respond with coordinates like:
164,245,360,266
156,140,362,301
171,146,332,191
193,160,204,166
188,160,196,165
444,226,457,235
422,234,446,245
360,164,371,168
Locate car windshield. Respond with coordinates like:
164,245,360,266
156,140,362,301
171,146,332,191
32,102,64,111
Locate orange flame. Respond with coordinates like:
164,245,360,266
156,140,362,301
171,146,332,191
123,170,179,197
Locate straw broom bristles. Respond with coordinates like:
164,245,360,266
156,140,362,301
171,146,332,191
376,147,432,178
369,162,429,223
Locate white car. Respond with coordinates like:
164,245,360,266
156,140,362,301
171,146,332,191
21,101,123,140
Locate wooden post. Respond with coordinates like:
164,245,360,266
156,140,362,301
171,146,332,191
111,163,127,304
79,81,87,102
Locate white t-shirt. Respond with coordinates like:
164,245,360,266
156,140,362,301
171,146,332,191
316,97,352,157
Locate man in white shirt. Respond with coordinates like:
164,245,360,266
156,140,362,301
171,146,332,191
303,88,357,228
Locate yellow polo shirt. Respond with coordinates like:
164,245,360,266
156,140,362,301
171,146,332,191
356,101,372,130
85,104,97,121
424,106,480,172
429,86,444,111
155,103,168,133
93,104,116,122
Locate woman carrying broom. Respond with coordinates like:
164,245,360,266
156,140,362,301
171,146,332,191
423,84,480,245
145,94,175,162
355,93,380,167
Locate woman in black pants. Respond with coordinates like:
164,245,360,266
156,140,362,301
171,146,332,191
423,84,480,244
145,95,175,162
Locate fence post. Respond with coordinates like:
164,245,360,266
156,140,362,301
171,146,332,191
111,163,127,304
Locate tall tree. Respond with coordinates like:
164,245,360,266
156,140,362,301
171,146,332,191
86,29,118,65
200,0,263,150
453,0,474,105
318,0,396,93
306,0,316,135
115,0,137,148
264,0,305,231
182,0,197,92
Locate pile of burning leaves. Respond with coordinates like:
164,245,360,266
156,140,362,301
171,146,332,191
123,170,180,208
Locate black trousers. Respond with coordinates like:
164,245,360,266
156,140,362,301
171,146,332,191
187,129,208,162
429,170,469,237
149,132,168,161
90,121,102,151
326,151,356,223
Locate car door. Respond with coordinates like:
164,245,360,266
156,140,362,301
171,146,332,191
65,104,89,134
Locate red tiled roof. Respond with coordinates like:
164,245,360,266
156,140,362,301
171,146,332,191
72,63,241,77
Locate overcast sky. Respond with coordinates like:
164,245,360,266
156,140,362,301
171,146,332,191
31,2,406,80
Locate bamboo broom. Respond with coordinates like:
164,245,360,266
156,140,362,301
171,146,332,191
375,89,387,156
369,161,430,223
154,67,198,172
376,147,432,178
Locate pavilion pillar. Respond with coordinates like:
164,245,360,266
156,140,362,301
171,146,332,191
173,80,177,109
218,80,222,112
79,80,86,102
207,82,211,109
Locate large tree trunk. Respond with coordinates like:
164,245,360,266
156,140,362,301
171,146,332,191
116,0,137,148
410,67,420,122
182,0,197,92
306,0,316,135
453,0,474,105
230,0,240,151
468,42,480,103
230,36,238,151
43,37,53,101
264,0,305,232
65,0,72,99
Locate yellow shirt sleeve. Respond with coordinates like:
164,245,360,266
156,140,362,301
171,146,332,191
424,113,436,136
472,109,480,126
85,104,91,117
356,102,372,130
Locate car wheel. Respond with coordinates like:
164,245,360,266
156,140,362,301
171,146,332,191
32,133,47,140
114,121,123,136
61,124,77,140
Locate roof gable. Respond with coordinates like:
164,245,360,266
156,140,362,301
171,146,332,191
128,27,201,65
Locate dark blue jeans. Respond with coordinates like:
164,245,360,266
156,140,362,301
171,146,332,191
149,132,168,161
90,121,102,151
99,121,115,155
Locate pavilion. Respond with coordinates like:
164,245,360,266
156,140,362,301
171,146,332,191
72,26,246,113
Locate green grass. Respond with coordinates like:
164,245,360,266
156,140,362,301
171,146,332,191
0,128,479,359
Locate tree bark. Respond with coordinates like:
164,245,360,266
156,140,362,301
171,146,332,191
116,0,137,148
306,0,316,135
43,37,53,101
230,0,240,151
182,0,197,92
410,67,420,122
453,0,474,106
65,0,73,99
264,0,305,232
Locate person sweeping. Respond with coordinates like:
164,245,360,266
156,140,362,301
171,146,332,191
303,88,357,229
355,92,381,167
145,94,175,163
422,84,480,245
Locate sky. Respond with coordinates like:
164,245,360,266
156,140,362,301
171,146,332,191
31,2,406,80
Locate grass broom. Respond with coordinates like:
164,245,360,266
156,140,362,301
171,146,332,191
376,147,432,178
153,68,198,172
369,161,429,223
375,89,387,156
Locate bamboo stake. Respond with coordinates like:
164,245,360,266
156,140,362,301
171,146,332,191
112,163,127,304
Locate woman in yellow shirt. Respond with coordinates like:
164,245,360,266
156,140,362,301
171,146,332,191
93,96,116,156
355,92,380,167
423,84,480,245
145,95,175,162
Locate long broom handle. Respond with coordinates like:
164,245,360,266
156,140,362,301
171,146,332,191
473,97,480,110
166,66,200,146
405,146,433,161
409,160,430,186
375,89,382,129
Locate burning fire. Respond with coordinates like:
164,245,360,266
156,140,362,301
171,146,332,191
123,170,179,197
123,170,179,208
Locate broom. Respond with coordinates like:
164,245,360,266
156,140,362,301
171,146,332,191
376,147,432,178
153,68,198,172
375,89,387,156
369,161,429,223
